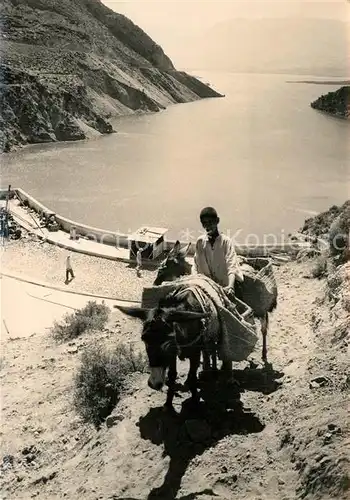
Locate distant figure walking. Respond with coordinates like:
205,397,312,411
70,226,77,240
136,247,143,277
65,254,75,283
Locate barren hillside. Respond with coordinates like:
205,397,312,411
0,0,221,152
1,236,349,499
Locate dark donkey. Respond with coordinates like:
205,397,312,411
153,241,274,362
154,240,217,372
115,291,211,410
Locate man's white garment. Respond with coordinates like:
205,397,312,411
66,256,72,270
193,233,243,286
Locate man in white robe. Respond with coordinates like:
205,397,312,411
193,207,244,294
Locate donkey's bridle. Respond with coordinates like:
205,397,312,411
160,316,204,352
174,323,204,349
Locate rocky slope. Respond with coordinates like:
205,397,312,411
0,0,222,152
311,87,350,119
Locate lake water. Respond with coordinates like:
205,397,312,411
1,72,349,243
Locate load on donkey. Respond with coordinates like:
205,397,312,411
116,208,278,410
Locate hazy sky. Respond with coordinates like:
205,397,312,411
102,0,349,64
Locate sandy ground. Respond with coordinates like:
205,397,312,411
1,240,349,500
1,236,155,301
0,275,139,342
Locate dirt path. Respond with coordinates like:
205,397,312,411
1,261,349,500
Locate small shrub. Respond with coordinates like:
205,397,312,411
297,456,350,499
310,254,327,279
342,294,350,314
73,343,148,427
51,300,110,342
327,270,344,295
110,343,149,376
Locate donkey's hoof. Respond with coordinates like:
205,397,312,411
220,373,240,388
163,404,177,416
183,377,197,391
249,359,260,370
182,380,190,391
198,370,215,382
191,399,201,411
263,361,273,372
183,396,201,413
229,378,241,388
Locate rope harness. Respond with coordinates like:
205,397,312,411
143,274,258,362
167,284,220,359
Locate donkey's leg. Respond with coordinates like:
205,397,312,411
200,342,218,379
166,356,177,387
202,349,211,372
188,351,201,405
221,360,241,388
261,313,269,362
164,357,177,410
211,343,217,372
221,360,232,373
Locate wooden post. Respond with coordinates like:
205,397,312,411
3,319,10,335
5,184,11,212
4,184,11,240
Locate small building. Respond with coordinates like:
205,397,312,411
128,226,168,261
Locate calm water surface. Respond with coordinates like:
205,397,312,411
1,72,349,242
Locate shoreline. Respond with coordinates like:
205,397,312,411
310,107,349,121
0,106,164,156
1,187,314,261
287,79,350,85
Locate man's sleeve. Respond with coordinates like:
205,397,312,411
225,238,244,282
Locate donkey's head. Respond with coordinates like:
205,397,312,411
154,240,192,286
114,304,206,390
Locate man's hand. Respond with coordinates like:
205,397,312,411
236,272,244,283
223,285,235,297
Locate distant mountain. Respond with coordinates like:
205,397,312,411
179,18,349,76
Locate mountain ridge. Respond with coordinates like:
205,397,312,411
0,0,222,152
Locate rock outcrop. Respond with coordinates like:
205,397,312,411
301,200,350,239
311,86,350,119
301,200,350,263
0,0,222,152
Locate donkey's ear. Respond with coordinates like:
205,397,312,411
166,309,208,323
178,242,191,258
114,305,150,321
171,240,181,255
